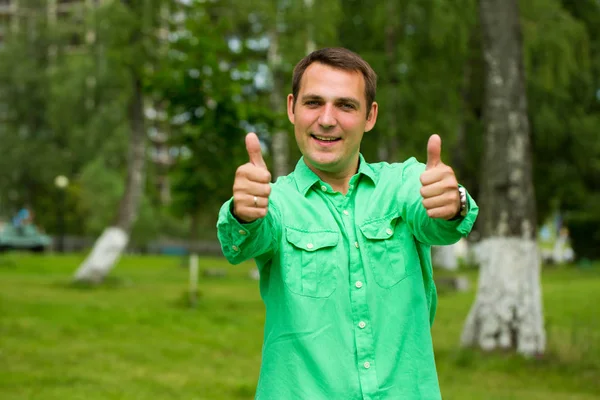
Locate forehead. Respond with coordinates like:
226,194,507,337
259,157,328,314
299,63,366,102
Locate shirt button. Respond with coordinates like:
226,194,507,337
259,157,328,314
343,210,349,216
386,228,393,235
321,185,327,192
355,281,363,289
307,243,314,249
238,230,247,235
232,245,239,252
354,241,359,248
358,321,366,329
363,361,371,369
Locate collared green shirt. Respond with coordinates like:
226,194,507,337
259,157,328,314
217,155,478,400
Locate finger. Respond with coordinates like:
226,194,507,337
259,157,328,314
246,132,267,169
426,206,454,220
234,205,268,223
420,181,445,198
420,180,455,198
234,181,271,198
422,192,458,210
426,134,442,170
236,164,271,184
249,194,268,208
420,165,455,186
246,166,272,184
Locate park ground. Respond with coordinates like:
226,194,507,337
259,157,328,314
1,253,599,400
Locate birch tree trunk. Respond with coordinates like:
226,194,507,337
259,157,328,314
74,2,147,283
269,9,289,179
377,0,401,162
304,0,316,55
460,0,545,356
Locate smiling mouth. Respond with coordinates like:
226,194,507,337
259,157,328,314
311,134,341,142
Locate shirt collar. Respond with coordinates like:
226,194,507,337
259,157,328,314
294,154,378,196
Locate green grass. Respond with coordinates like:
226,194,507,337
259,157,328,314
0,253,599,400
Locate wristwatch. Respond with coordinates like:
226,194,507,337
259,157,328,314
457,186,468,218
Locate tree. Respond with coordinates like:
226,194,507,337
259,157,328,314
148,0,269,240
461,0,545,356
74,0,170,283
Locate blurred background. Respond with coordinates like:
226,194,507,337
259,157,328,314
0,0,599,399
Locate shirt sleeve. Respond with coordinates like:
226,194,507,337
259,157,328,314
399,158,479,246
216,197,282,267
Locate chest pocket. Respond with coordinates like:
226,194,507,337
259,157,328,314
360,216,416,288
282,227,339,298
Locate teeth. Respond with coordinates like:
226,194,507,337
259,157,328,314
314,135,338,141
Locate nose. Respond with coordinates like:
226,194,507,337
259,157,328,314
318,103,337,129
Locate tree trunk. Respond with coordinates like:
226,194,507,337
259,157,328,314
461,0,545,356
74,70,146,284
379,0,401,162
304,0,315,54
453,59,470,182
269,25,289,179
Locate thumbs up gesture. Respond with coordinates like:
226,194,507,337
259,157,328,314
232,133,272,223
419,134,461,220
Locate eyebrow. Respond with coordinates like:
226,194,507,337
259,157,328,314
301,94,361,109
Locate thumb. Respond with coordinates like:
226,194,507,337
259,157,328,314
426,134,442,170
245,132,267,168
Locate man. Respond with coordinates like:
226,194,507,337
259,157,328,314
217,48,478,400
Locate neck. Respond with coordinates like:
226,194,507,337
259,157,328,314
306,156,360,195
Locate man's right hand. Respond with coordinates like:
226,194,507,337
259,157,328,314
232,133,272,223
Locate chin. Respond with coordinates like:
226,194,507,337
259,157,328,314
307,155,341,171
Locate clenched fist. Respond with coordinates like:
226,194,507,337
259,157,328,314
419,134,461,220
232,133,272,223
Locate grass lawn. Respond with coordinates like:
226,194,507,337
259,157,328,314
0,253,599,400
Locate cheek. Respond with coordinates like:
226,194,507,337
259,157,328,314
338,116,366,136
295,111,317,127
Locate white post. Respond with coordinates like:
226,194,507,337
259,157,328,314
189,253,199,307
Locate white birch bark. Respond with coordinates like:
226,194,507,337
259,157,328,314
462,0,545,356
73,0,147,283
269,7,289,179
461,236,545,355
73,227,128,284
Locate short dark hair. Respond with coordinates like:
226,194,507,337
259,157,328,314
291,47,377,117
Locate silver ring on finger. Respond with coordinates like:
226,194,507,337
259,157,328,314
253,196,258,207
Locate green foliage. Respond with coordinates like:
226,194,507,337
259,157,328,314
76,158,124,235
150,0,277,235
0,0,598,254
338,0,478,162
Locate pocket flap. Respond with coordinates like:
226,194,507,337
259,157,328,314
285,227,339,251
360,218,396,240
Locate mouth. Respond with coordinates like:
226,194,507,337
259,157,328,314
311,134,342,143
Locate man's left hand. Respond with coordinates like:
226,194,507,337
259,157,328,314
419,134,461,220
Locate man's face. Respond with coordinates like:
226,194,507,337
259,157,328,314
287,63,378,176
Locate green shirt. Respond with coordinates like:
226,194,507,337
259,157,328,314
217,155,478,400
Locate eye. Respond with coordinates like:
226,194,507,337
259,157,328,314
340,103,356,110
304,100,320,107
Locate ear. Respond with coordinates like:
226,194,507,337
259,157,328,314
287,94,295,124
364,102,378,132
